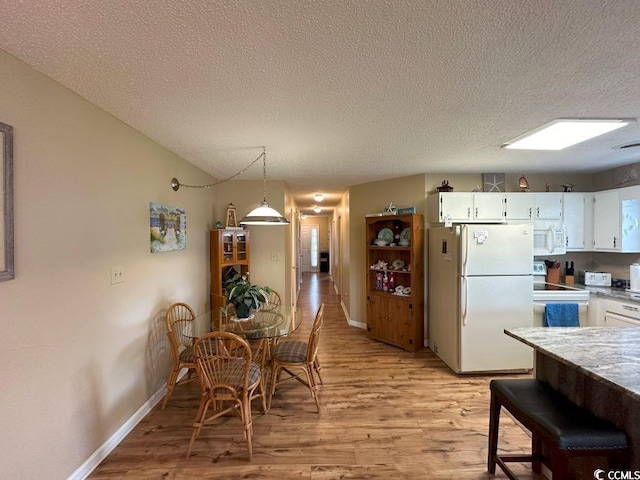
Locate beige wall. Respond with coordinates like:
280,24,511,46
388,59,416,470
300,215,329,252
213,180,290,305
426,172,593,194
592,161,640,191
0,50,216,479
348,174,427,325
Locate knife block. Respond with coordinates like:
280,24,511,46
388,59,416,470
546,268,560,284
564,274,574,285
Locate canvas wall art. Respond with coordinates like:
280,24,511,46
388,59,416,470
150,202,186,253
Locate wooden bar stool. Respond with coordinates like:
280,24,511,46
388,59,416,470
488,379,628,480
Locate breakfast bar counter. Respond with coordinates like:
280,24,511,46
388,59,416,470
505,327,640,467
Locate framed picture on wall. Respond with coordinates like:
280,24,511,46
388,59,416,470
482,173,505,192
150,202,186,253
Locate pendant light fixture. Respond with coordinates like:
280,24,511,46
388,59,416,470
239,147,289,225
171,146,288,226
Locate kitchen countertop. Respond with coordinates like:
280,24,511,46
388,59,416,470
505,326,640,400
551,282,640,303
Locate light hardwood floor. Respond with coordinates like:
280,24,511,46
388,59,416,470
89,273,539,479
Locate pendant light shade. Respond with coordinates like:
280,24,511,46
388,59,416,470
239,148,289,226
240,200,289,225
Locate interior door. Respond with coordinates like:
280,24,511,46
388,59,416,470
300,225,311,272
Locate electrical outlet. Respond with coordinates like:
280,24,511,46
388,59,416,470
110,266,124,284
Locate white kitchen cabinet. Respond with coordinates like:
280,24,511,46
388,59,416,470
533,193,563,220
563,192,593,251
504,193,562,221
428,192,504,223
593,190,621,251
504,193,534,220
588,296,601,326
593,188,640,252
601,297,640,327
472,193,505,220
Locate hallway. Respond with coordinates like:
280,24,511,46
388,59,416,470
89,272,535,479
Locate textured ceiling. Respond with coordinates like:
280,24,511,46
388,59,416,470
2,0,640,214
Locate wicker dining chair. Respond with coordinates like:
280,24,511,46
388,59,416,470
162,302,198,410
260,289,282,312
186,331,267,460
268,303,325,412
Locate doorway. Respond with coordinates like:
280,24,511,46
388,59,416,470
300,224,319,273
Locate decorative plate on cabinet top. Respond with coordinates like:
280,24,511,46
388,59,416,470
377,228,394,244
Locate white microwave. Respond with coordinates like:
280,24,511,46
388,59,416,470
533,222,566,256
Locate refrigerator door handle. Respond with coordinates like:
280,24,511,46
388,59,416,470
460,225,468,276
461,276,468,326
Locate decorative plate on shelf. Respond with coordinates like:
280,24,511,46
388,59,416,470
391,259,405,270
400,228,411,242
377,228,394,244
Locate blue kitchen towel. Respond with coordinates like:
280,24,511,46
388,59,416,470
544,303,579,327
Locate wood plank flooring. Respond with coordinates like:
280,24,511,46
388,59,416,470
89,273,540,479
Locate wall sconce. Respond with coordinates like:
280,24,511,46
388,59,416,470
518,176,530,192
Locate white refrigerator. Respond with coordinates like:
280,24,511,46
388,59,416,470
428,224,534,373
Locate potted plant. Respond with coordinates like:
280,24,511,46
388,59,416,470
223,272,272,320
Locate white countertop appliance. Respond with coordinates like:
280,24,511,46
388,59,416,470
428,224,534,374
580,271,612,287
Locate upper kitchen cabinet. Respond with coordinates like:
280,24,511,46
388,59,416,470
593,187,640,252
534,193,563,220
428,192,504,223
563,192,593,251
594,190,621,251
504,193,534,220
505,193,562,221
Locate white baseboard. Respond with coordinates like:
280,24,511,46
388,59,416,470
341,299,366,330
67,373,185,480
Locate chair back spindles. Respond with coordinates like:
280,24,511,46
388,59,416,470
162,302,197,410
306,304,325,363
260,289,282,312
269,303,325,412
187,331,266,460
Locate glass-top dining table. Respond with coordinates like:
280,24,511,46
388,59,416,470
192,305,303,370
191,304,303,343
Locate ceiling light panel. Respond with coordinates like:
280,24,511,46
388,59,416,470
502,119,634,150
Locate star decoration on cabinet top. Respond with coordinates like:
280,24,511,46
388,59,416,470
483,173,505,192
